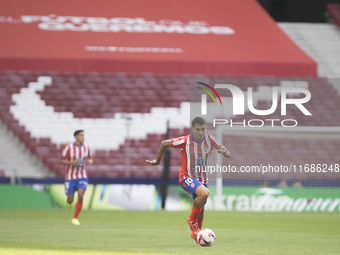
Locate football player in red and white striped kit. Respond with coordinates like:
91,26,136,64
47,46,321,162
147,117,231,244
59,130,93,225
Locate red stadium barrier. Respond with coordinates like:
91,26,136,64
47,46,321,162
0,0,316,77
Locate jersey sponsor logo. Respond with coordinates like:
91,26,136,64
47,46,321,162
197,157,204,166
78,158,84,167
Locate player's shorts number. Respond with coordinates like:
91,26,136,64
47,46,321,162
184,178,193,186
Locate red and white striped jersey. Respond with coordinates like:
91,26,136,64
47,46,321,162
170,133,222,184
61,142,92,180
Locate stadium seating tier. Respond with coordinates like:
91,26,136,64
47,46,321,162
0,71,339,179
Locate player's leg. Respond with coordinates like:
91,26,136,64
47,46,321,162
188,185,208,243
180,177,208,241
72,188,85,222
77,187,85,202
67,194,74,204
67,194,74,210
197,205,204,229
65,180,76,210
72,178,88,225
190,184,209,239
193,184,209,209
196,184,208,229
189,184,208,226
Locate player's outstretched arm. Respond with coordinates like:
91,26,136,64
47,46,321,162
146,139,172,165
217,145,231,158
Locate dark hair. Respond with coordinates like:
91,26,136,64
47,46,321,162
74,130,84,137
192,117,206,127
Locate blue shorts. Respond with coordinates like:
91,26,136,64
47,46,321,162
180,177,208,201
65,178,88,195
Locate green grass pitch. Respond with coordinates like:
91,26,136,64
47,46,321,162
0,209,339,254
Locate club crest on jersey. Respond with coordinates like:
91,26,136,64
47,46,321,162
190,182,195,188
197,157,204,166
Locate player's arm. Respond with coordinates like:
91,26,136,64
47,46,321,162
59,145,80,166
86,146,93,165
146,139,172,165
217,145,231,158
209,134,231,158
86,158,93,165
59,157,80,166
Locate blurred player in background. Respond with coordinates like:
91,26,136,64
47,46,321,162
146,117,231,244
59,130,93,225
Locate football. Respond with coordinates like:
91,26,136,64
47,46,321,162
197,228,216,246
